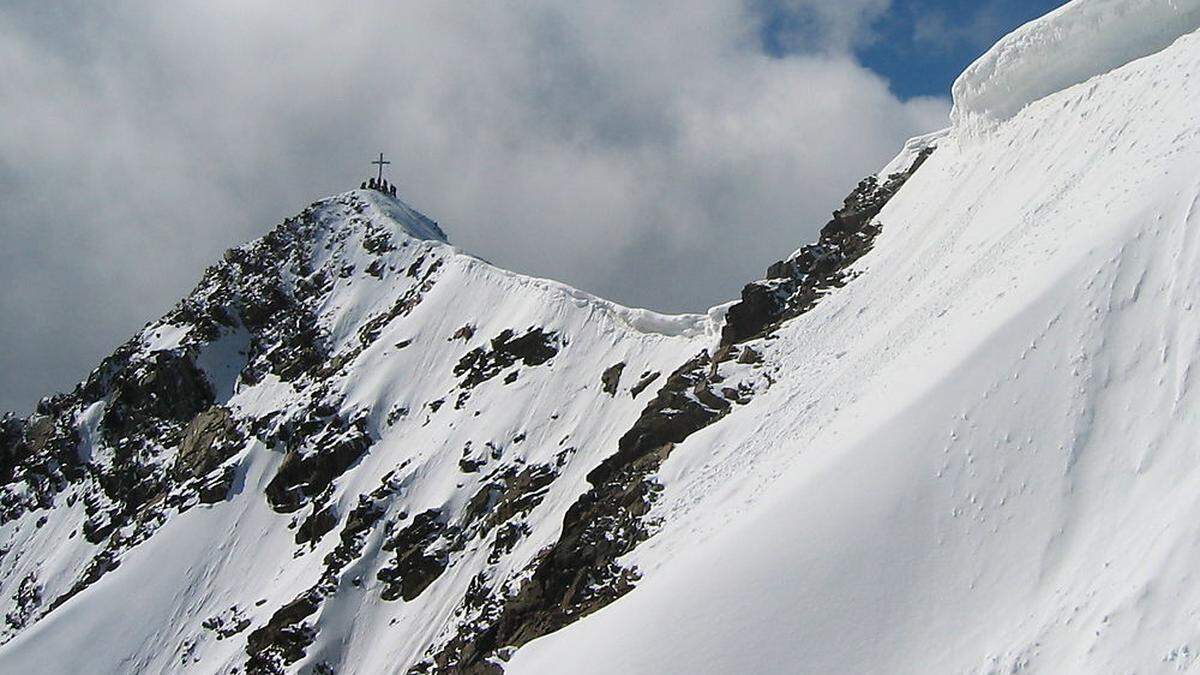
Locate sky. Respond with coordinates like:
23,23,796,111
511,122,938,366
0,0,1065,414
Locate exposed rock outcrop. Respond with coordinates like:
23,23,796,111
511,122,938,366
721,146,934,347
454,329,560,390
600,362,625,396
173,406,240,481
377,509,456,602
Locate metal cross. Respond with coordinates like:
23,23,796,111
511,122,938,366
372,152,391,183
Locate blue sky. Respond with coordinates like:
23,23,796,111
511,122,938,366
862,0,1066,97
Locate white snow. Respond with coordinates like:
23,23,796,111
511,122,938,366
142,322,192,352
195,328,250,402
360,189,448,243
952,0,1200,126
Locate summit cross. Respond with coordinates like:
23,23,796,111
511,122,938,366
372,152,391,183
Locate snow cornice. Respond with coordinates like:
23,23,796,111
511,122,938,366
951,0,1200,127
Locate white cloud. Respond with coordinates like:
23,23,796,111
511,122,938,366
0,1,949,412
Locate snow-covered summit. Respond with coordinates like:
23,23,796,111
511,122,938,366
952,0,1200,125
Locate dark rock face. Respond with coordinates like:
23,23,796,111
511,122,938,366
737,346,763,365
101,350,214,439
362,223,397,255
173,406,241,481
629,370,660,398
196,466,238,505
450,324,476,342
461,462,560,540
454,329,560,390
0,408,79,524
264,408,374,514
600,362,625,396
721,146,935,347
459,453,487,474
378,509,456,602
295,504,339,546
168,405,244,506
202,606,252,640
246,591,321,674
0,415,26,487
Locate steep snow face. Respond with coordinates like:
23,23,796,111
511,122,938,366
510,24,1200,675
952,0,1200,126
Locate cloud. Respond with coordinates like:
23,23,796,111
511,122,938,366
0,1,948,413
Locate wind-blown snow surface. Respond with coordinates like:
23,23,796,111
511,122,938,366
511,22,1200,675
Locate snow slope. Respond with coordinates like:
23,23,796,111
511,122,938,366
511,16,1200,675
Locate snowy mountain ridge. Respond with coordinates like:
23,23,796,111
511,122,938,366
3,1,1200,673
0,184,732,673
0,147,931,673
